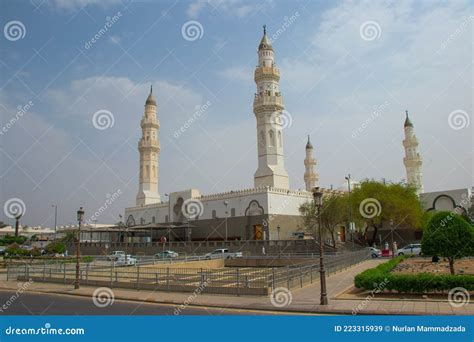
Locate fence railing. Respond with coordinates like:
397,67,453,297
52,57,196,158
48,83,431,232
9,250,370,296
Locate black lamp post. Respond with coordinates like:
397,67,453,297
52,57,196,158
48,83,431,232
277,225,281,240
75,207,84,289
345,174,354,250
312,187,328,305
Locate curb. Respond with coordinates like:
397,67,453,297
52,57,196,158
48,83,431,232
0,285,422,316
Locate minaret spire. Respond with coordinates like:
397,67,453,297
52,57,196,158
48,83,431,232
253,26,289,189
304,135,318,191
402,110,423,194
136,88,161,206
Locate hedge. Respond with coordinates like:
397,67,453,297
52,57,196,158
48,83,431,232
354,257,474,293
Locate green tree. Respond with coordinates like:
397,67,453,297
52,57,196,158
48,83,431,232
351,180,424,245
45,242,66,254
421,211,474,274
299,194,351,248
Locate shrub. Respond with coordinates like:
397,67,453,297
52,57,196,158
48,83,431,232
45,242,66,254
422,211,474,274
354,257,474,293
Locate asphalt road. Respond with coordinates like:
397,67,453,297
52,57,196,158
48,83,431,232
0,290,288,316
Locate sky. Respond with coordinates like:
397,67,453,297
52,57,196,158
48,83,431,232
0,0,472,227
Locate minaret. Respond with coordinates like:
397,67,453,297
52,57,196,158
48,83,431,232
253,25,289,189
136,86,161,206
304,135,319,191
402,110,424,194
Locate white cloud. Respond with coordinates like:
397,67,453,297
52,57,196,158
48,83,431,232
217,65,253,83
187,0,271,18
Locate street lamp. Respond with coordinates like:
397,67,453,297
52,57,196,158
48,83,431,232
52,205,58,239
345,174,354,250
75,207,84,290
390,219,394,259
277,225,281,240
312,187,328,305
223,200,229,242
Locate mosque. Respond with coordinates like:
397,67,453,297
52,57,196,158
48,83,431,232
122,27,430,243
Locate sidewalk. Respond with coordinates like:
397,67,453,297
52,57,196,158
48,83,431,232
0,260,472,315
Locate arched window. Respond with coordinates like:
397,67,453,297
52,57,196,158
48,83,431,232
278,131,282,147
269,130,275,146
259,131,265,146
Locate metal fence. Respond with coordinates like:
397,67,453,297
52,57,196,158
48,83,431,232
9,250,369,296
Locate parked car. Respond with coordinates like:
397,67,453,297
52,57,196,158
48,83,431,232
115,255,137,266
0,246,6,256
367,247,382,258
397,243,421,256
204,248,243,260
107,251,126,261
155,250,178,259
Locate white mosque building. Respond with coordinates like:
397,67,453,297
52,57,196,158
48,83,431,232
122,27,469,244
124,27,333,242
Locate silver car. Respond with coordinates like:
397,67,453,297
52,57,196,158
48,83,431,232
397,243,421,256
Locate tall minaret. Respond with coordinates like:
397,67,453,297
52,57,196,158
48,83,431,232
253,25,289,189
136,86,161,206
304,135,319,191
402,110,424,194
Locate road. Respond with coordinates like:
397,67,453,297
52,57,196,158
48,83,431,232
0,290,297,315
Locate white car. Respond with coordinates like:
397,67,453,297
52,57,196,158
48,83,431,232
367,247,382,258
107,251,125,261
204,248,243,260
115,255,137,266
397,243,421,256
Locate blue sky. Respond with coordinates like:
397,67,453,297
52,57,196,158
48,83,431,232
0,0,472,227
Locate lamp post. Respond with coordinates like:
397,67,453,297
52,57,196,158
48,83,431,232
390,219,394,259
223,200,228,242
312,187,328,305
75,207,84,290
165,193,172,243
52,205,58,239
14,213,22,237
345,174,354,250
277,225,281,240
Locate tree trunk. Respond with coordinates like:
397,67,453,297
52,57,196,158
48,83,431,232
449,258,455,275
